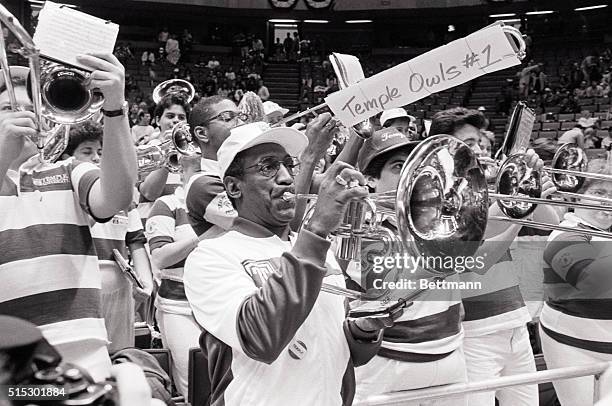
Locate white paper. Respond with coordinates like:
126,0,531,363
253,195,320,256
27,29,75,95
33,1,119,71
329,53,365,89
325,24,522,127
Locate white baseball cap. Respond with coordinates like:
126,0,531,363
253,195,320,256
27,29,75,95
263,101,289,117
380,107,411,127
217,121,309,178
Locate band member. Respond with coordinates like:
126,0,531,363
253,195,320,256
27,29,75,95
353,127,467,406
184,122,389,405
60,121,153,354
184,96,244,236
430,107,557,406
379,107,418,139
145,154,201,398
0,54,136,381
262,100,289,126
540,158,612,406
136,93,190,225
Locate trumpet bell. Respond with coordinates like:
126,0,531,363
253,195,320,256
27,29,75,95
352,116,376,140
396,135,488,275
495,154,541,218
551,143,587,192
39,62,104,124
152,79,195,104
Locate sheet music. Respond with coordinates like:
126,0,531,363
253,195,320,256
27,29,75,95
33,1,119,72
329,53,365,89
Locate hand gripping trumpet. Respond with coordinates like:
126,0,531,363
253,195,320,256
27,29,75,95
0,3,104,162
137,122,200,174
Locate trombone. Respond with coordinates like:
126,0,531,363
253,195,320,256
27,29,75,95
0,3,103,162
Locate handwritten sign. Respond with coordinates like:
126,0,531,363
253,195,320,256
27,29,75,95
325,24,521,127
33,1,119,72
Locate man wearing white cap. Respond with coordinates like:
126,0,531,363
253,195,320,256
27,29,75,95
184,121,391,406
380,107,418,140
558,117,598,149
262,100,289,126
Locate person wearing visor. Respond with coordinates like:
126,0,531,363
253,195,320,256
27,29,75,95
380,107,418,140
0,55,137,381
184,121,390,406
353,127,467,405
263,100,289,126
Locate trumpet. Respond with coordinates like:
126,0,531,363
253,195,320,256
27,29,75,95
0,3,103,162
137,122,200,174
152,79,195,104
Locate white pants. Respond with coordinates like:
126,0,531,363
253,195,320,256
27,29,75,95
463,326,538,406
354,349,468,405
156,309,201,398
540,326,612,406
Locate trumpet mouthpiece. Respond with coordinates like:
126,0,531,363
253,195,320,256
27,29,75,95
282,192,296,201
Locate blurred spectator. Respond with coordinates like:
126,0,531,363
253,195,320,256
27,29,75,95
541,88,559,109
581,53,601,83
141,50,149,66
518,62,540,98
158,26,169,46
586,81,604,98
225,66,236,86
569,62,584,89
165,35,180,65
181,28,193,61
257,79,270,101
233,32,249,58
574,81,588,98
132,111,155,146
252,37,265,60
207,55,220,70
273,38,284,61
283,33,294,61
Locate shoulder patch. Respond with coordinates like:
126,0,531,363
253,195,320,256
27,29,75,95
242,258,280,287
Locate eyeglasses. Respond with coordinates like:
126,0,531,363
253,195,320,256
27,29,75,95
244,156,301,178
208,110,248,123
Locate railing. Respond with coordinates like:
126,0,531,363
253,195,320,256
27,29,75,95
354,362,612,406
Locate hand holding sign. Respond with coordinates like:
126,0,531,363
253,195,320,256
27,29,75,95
325,23,525,127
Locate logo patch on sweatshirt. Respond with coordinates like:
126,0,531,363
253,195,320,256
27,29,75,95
242,258,280,287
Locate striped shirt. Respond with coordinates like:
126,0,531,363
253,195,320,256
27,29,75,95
541,213,612,353
0,156,109,378
357,226,463,361
91,204,147,264
185,158,236,237
145,193,197,315
460,251,531,337
136,172,182,226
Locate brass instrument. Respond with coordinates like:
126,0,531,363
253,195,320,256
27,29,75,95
137,122,199,174
0,4,103,162
152,79,195,104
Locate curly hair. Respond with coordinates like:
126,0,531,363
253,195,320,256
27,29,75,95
63,121,103,157
429,107,487,137
153,93,191,120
